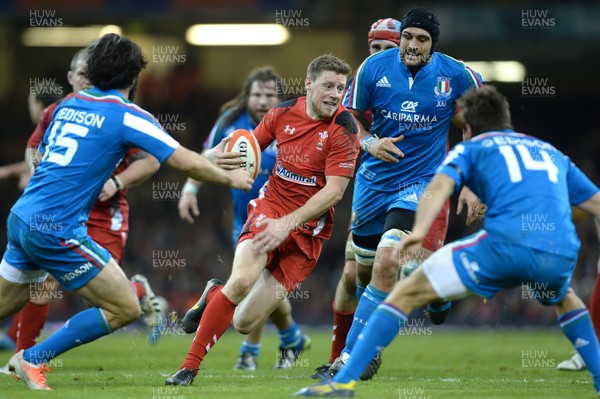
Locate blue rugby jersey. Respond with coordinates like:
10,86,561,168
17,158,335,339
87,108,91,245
344,49,483,192
12,87,178,237
438,130,599,257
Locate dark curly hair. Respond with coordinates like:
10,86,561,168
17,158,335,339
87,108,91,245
458,86,513,135
86,33,147,91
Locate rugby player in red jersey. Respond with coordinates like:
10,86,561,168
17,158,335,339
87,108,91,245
166,54,360,386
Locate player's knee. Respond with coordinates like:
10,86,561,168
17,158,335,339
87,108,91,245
355,264,372,287
374,229,411,279
113,299,142,327
378,229,409,253
555,287,584,313
375,245,404,273
373,252,401,283
344,239,356,262
228,276,253,299
124,302,142,324
373,262,398,283
341,264,357,292
351,242,376,267
232,313,256,334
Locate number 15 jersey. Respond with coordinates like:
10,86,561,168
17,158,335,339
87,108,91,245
12,87,178,238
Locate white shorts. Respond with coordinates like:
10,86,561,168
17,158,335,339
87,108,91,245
422,244,471,300
0,258,48,284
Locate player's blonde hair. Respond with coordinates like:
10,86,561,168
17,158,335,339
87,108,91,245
307,54,352,81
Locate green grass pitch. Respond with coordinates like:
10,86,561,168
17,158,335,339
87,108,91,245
0,326,595,398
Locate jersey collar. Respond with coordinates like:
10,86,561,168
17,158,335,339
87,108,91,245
83,87,131,103
398,52,437,77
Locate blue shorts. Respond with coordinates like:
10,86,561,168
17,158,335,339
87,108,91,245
1,212,111,291
445,230,575,305
351,180,426,237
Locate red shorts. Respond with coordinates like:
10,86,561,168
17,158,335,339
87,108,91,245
239,209,323,290
422,198,449,252
87,225,128,264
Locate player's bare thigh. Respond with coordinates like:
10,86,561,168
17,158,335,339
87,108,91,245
222,239,268,304
0,258,47,318
0,277,33,319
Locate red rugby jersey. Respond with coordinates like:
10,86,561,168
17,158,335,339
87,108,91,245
252,97,360,240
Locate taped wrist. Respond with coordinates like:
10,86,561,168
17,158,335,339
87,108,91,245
361,136,376,153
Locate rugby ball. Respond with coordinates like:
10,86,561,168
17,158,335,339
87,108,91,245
224,129,261,180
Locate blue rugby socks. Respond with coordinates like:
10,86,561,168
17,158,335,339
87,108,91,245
278,320,302,349
24,307,111,365
334,303,406,383
342,284,388,355
355,282,366,300
559,308,600,391
239,340,261,357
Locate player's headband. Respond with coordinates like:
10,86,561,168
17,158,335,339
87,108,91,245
400,7,440,54
368,18,401,47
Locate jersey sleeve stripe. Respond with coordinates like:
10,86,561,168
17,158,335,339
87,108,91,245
346,59,367,110
465,66,484,88
123,112,179,149
436,53,484,88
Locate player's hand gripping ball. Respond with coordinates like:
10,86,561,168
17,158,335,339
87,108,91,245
224,129,262,179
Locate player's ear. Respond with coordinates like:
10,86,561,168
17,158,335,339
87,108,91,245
462,124,473,141
305,76,312,92
67,70,74,86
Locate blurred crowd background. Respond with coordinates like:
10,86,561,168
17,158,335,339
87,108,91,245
0,0,598,328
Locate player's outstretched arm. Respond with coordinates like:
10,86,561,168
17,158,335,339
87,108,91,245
578,192,600,221
253,175,350,253
98,151,160,202
166,146,253,191
0,161,29,180
177,135,244,224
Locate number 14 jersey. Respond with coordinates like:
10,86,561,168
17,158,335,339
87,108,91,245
438,130,599,257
